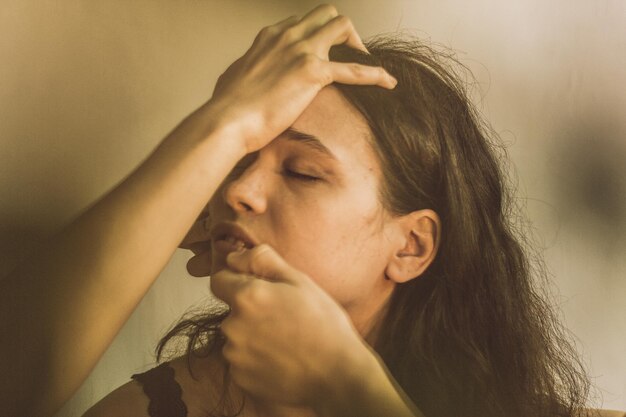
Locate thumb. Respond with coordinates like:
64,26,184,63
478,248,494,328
226,244,303,285
210,268,254,306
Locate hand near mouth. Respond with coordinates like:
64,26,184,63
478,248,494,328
210,244,377,411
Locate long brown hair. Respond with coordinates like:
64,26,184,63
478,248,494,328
157,35,591,417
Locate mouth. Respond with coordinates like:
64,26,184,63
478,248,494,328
210,221,258,253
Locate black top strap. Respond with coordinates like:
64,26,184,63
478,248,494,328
131,362,188,417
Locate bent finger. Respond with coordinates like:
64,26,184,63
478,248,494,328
210,269,255,305
287,4,339,40
309,14,368,54
252,14,300,48
226,244,300,284
271,14,300,32
327,61,397,89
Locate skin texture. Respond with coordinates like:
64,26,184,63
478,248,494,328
182,86,440,417
83,85,439,417
0,5,399,416
212,86,396,334
206,6,397,156
188,86,440,336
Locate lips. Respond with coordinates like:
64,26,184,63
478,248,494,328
210,221,259,252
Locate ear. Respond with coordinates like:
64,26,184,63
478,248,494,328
384,209,440,283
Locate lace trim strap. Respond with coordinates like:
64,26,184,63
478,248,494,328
131,362,188,417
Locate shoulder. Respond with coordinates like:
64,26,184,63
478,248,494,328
580,410,626,417
593,411,626,417
81,379,149,417
82,350,237,417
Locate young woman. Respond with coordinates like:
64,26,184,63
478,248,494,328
1,4,612,417
82,7,595,417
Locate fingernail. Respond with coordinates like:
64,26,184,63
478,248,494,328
226,246,246,261
389,75,398,88
226,251,240,265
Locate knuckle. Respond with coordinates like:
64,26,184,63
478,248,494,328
334,14,352,29
277,27,298,44
320,4,339,17
319,67,333,86
237,283,269,308
295,53,320,71
256,25,273,41
288,39,309,56
233,284,253,307
349,63,365,77
249,285,270,306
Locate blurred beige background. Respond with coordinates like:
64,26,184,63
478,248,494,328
1,0,624,415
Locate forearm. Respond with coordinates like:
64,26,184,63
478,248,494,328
317,348,425,417
0,102,244,416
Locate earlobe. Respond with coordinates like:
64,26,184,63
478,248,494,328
384,209,440,283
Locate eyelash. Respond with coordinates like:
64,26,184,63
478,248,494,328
284,169,321,182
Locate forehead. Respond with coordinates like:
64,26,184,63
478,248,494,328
289,86,378,170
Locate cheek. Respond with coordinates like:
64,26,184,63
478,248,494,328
276,203,386,304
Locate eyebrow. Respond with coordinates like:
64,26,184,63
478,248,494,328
283,127,338,161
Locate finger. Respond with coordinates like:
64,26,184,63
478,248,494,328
210,268,255,305
286,4,339,40
309,14,368,54
250,15,300,51
327,61,397,89
225,244,301,285
186,251,212,277
270,14,300,32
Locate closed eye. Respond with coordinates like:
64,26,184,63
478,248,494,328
284,169,321,182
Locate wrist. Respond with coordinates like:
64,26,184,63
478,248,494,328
314,343,422,417
196,97,257,155
313,342,379,416
164,98,248,161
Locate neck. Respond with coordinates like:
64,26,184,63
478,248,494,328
350,282,394,347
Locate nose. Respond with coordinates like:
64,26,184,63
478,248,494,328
222,153,268,215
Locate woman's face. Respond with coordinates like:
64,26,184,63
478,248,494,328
208,86,398,331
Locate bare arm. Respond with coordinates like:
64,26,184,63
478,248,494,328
0,103,245,417
211,245,424,417
316,348,425,417
0,5,395,416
